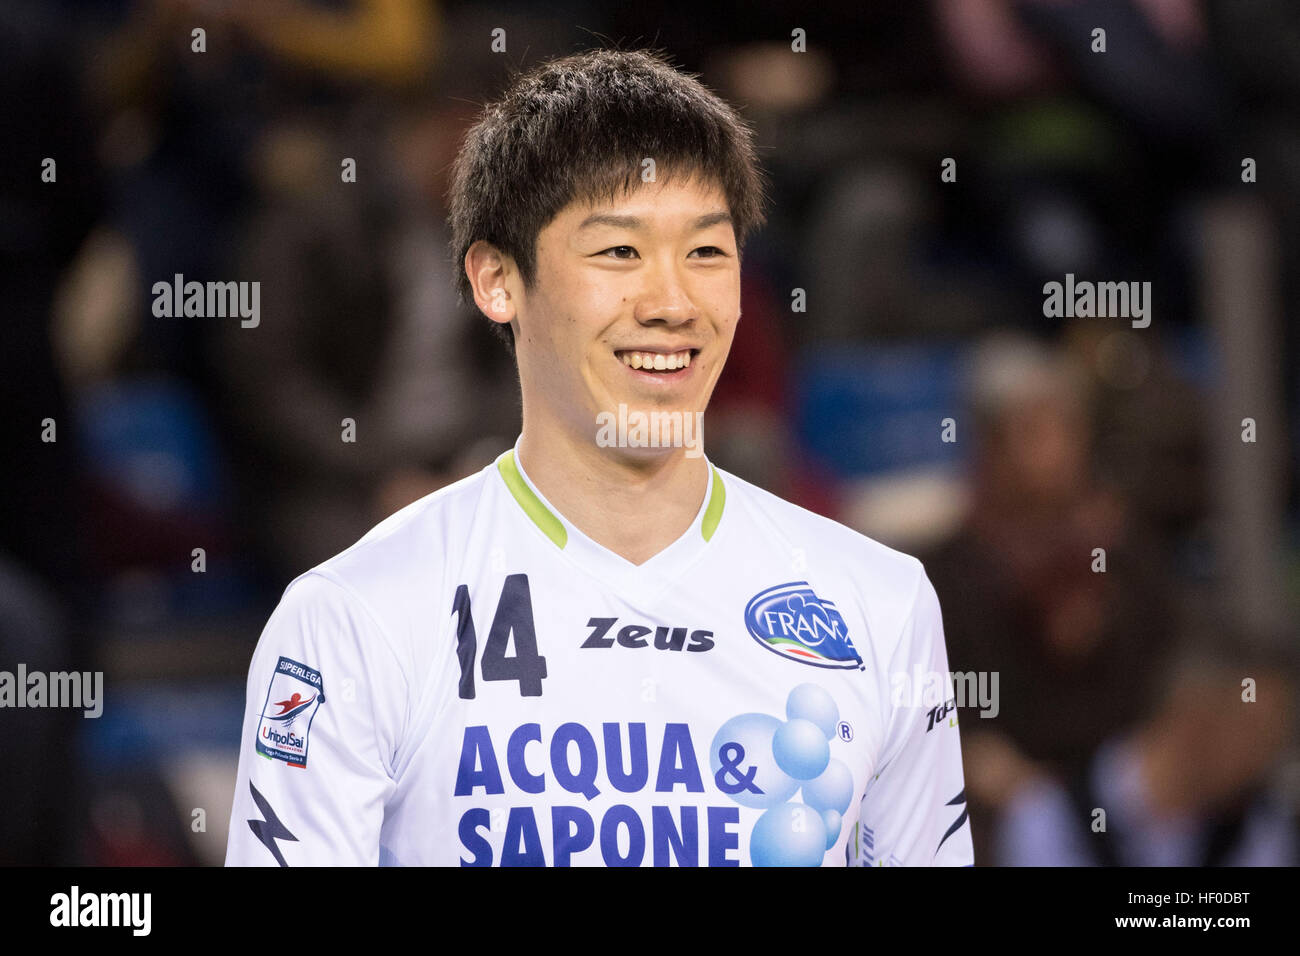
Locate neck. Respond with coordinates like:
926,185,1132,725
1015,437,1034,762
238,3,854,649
516,413,710,566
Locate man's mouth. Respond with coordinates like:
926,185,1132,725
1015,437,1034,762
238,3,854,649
615,349,697,372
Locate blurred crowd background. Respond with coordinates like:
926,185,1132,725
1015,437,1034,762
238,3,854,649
2,0,1298,865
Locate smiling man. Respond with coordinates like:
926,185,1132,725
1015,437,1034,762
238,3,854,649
226,48,972,867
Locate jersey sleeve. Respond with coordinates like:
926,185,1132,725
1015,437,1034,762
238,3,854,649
857,567,973,866
225,571,408,866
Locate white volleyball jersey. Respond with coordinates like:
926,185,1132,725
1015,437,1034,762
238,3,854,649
226,439,973,867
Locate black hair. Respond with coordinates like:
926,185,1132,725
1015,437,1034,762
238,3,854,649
446,46,769,350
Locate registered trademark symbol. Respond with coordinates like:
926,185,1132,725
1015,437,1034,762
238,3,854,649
837,721,853,742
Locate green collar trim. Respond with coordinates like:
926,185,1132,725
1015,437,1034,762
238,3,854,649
702,465,726,541
497,451,726,549
497,450,567,549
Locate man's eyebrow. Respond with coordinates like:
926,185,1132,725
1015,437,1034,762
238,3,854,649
575,211,734,232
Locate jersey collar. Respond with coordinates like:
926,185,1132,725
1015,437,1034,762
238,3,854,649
495,436,726,600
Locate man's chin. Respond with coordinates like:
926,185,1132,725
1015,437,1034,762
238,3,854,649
591,403,708,461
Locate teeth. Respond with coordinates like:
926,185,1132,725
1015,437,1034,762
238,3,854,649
619,350,693,371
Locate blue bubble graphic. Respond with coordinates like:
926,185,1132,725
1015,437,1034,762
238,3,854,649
772,717,830,781
710,714,800,809
786,683,840,740
750,802,828,867
821,809,842,850
801,757,854,815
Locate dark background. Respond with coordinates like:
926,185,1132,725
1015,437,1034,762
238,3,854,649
1,0,1297,865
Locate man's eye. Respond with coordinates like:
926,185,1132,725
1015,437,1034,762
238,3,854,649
601,246,638,260
690,246,727,259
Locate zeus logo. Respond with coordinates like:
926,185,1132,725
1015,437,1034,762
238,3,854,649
580,617,715,652
247,781,298,867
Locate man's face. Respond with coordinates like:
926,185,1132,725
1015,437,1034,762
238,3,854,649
508,174,741,451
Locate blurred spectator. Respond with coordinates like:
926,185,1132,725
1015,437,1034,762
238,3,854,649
1062,320,1209,575
920,331,1180,863
218,101,517,580
997,646,1298,865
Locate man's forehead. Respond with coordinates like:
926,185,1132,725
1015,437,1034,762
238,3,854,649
573,209,734,233
560,174,730,225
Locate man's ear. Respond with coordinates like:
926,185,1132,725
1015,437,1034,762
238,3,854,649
465,239,516,326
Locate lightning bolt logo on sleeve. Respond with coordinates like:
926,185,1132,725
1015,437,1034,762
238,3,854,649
247,781,298,867
938,788,968,852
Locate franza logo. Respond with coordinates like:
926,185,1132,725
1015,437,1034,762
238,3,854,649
744,582,863,669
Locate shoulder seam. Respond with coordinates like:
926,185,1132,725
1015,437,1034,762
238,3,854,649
332,470,488,562
875,561,931,774
716,465,916,560
297,569,411,779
